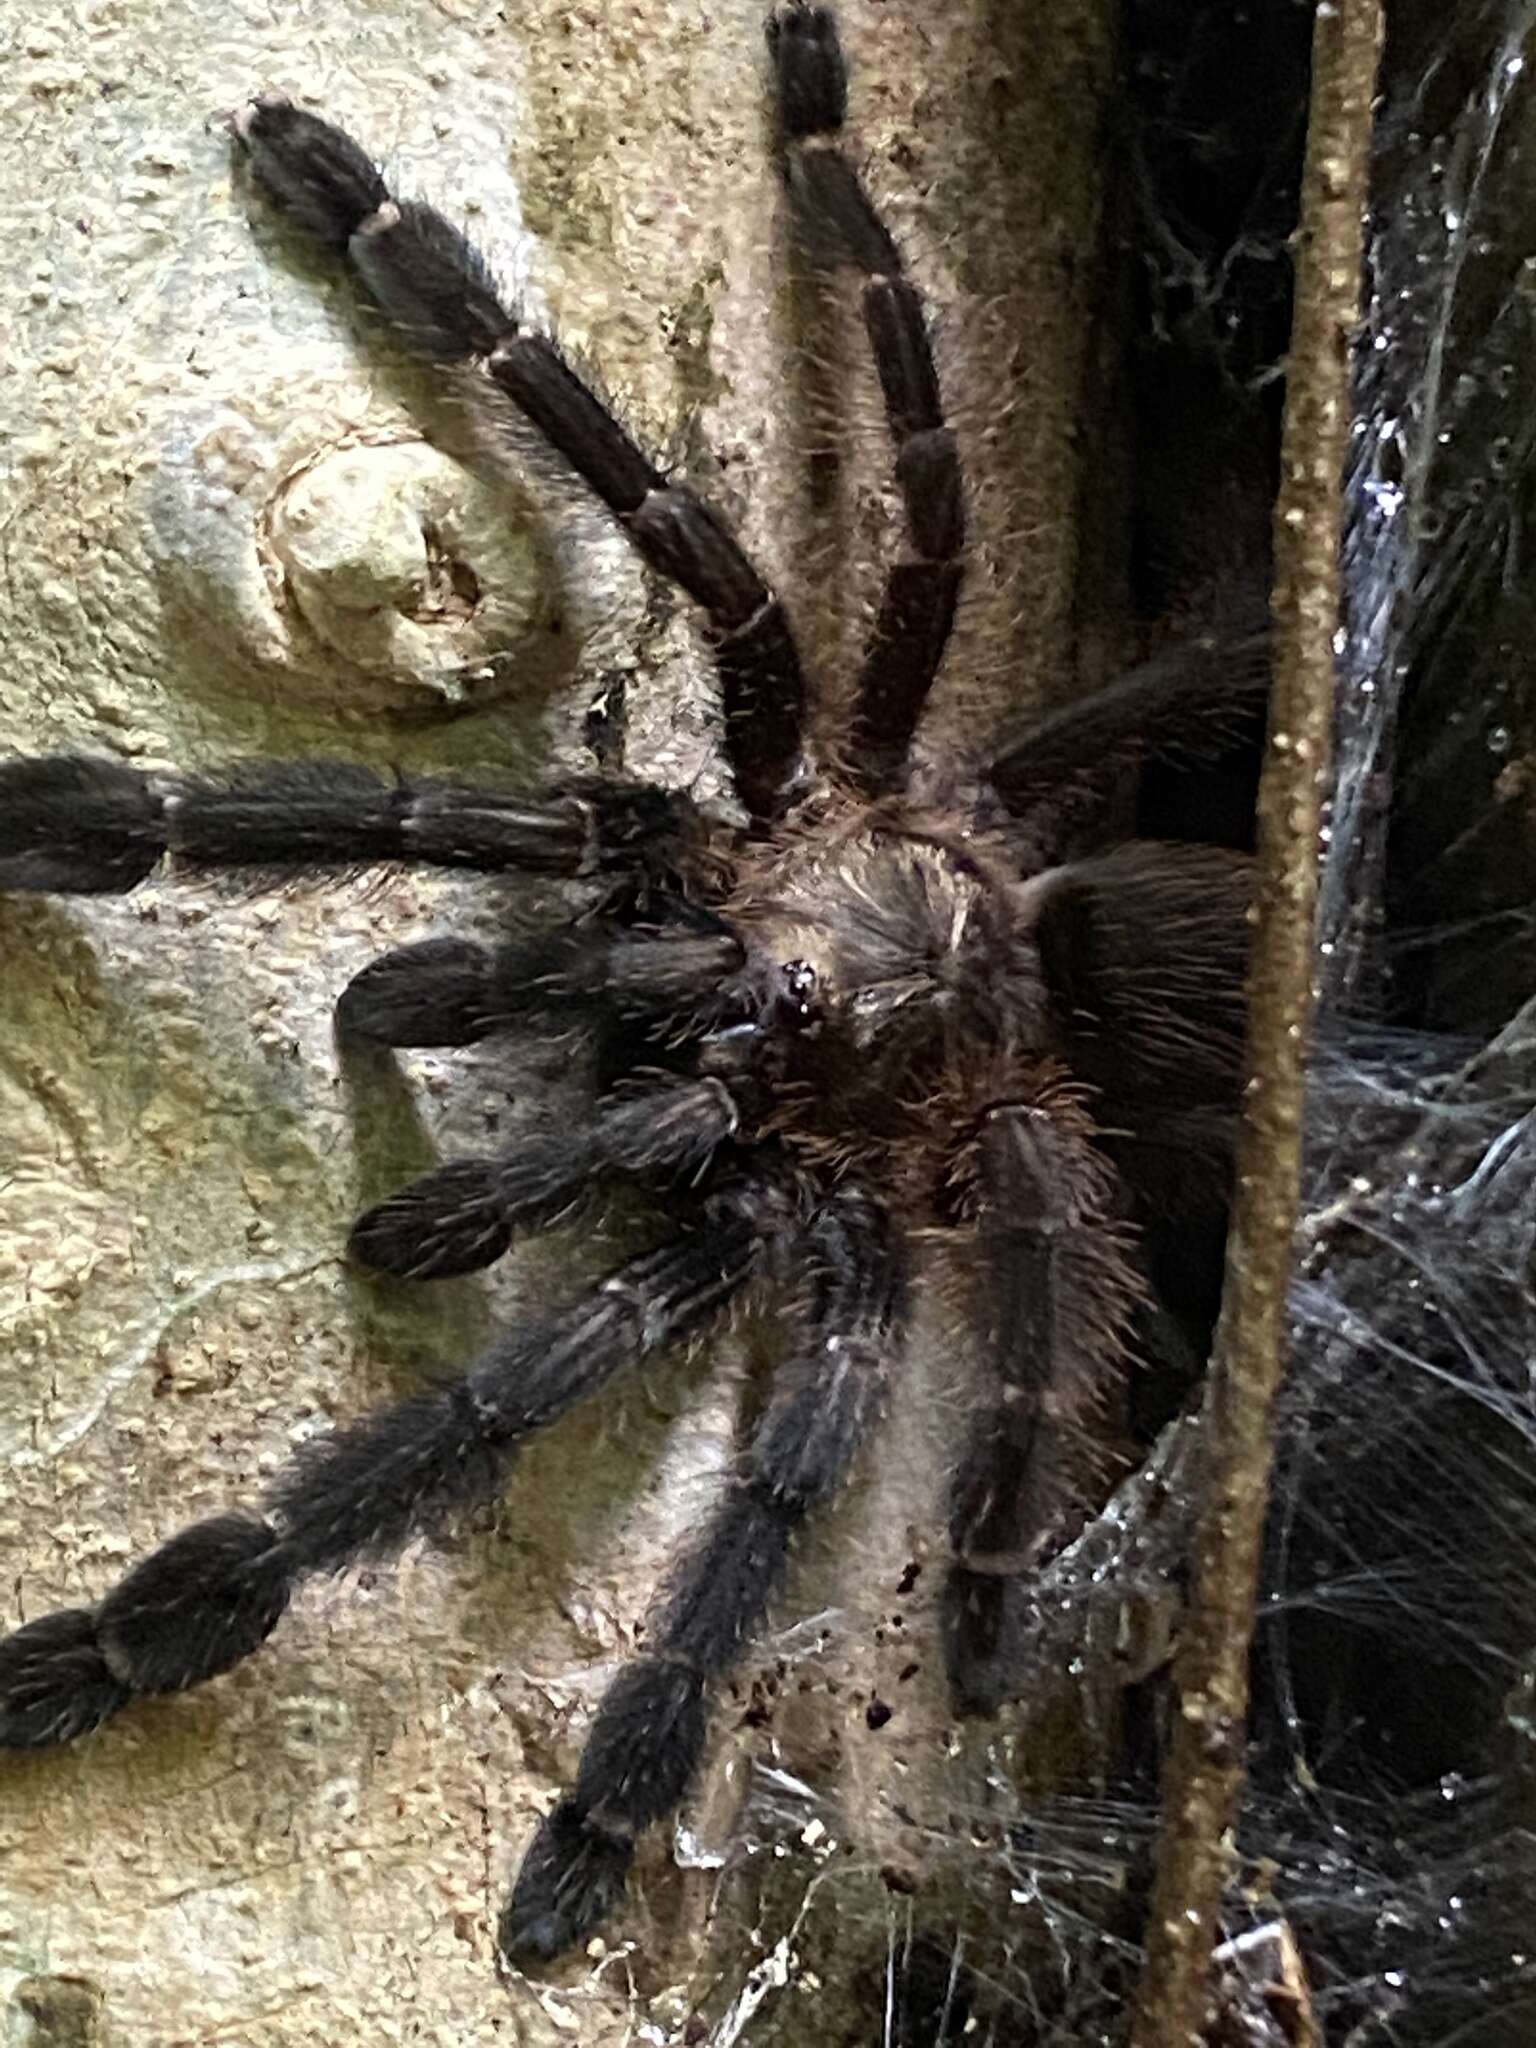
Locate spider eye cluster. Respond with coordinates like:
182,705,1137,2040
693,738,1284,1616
779,958,820,1026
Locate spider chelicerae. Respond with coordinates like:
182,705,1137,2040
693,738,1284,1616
0,3,1262,1967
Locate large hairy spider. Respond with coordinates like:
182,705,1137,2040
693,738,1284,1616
0,4,1260,1968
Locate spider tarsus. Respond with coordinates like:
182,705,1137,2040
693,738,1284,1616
499,1801,634,1966
499,1658,715,1957
0,1608,132,1749
94,1514,291,1694
236,99,388,248
348,1159,517,1279
767,4,847,141
0,755,165,894
335,937,498,1047
0,1518,289,1748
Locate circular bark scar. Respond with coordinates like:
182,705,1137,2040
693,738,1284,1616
262,434,558,705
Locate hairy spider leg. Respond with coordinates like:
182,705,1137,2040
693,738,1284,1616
334,908,744,1047
0,1187,771,1749
985,625,1271,866
351,1073,744,1280
1029,840,1254,1330
1028,842,1253,1141
0,755,704,897
502,1185,904,1962
940,1101,1142,1716
234,102,810,828
770,4,966,797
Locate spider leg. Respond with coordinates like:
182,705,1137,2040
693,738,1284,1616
233,104,809,828
351,1075,743,1279
335,913,743,1048
0,756,702,896
986,625,1271,864
769,5,965,796
1031,840,1253,1351
501,1185,904,1962
943,1098,1142,1717
1027,841,1253,1134
0,1186,774,1749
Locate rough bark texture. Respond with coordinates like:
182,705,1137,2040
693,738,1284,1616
0,2,1119,2042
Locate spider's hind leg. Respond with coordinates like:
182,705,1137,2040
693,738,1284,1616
501,1185,904,1962
0,1186,770,1749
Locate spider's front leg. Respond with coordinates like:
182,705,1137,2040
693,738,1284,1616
0,1184,771,1748
502,1185,905,1962
332,887,744,1051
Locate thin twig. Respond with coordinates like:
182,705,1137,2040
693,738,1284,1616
1127,5,1384,2045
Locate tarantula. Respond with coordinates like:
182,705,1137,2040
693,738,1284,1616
0,4,1261,1967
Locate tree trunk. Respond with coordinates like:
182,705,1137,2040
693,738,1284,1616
0,2,1123,2043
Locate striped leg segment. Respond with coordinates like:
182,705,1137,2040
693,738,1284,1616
942,1100,1142,1716
350,1075,744,1279
770,5,965,795
0,756,698,896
